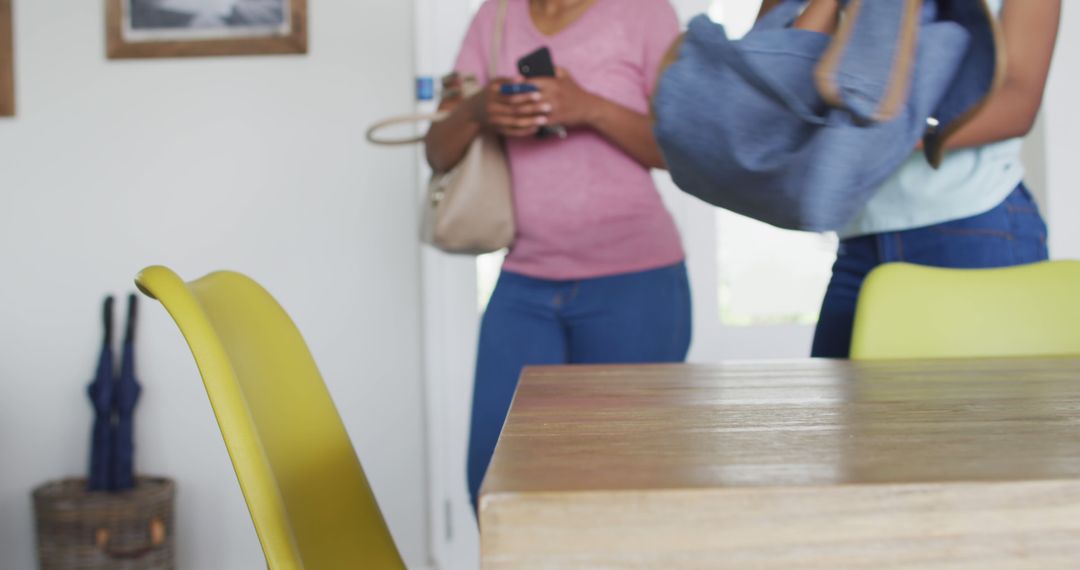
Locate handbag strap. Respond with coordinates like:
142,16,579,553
815,0,924,123
367,0,508,146
490,0,508,81
366,112,448,146
720,0,923,126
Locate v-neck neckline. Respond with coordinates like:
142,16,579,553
522,0,604,41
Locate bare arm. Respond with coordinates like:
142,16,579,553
789,0,1060,149
757,0,785,21
793,0,840,34
943,0,1061,148
424,95,484,174
588,95,667,169
424,80,549,173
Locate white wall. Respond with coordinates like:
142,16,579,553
0,1,430,569
1044,3,1080,261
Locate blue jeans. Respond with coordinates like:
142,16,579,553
812,185,1049,358
467,262,692,508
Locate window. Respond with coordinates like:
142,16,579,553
477,251,503,311
703,0,837,325
717,211,837,325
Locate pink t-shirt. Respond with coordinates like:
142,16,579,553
454,0,685,280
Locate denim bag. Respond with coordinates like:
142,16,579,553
653,0,1002,232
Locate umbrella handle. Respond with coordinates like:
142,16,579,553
102,296,115,347
94,517,167,560
124,293,138,344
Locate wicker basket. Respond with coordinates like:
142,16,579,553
33,477,175,570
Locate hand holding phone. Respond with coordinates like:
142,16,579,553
500,83,539,96
516,48,567,139
477,81,547,139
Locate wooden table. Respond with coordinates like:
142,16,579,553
479,359,1080,569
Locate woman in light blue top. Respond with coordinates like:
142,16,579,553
787,0,1063,357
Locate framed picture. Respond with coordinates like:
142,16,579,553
106,0,307,59
1,0,13,117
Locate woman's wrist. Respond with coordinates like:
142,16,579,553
579,92,608,128
793,0,841,33
463,91,485,127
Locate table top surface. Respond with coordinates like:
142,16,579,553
481,358,1080,496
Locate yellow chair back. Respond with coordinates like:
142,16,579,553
135,266,405,570
850,261,1080,360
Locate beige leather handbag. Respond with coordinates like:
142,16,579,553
366,0,514,255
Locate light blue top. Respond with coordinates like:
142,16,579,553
839,0,1022,238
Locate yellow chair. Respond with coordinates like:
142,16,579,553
850,261,1080,360
135,266,405,569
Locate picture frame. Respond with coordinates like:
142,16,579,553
1,0,14,117
106,0,307,59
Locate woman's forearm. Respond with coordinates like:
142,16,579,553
424,97,483,174
941,81,1044,149
587,95,667,170
793,0,840,34
940,0,1060,149
757,0,784,21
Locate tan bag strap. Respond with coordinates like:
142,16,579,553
490,0,508,80
367,0,508,146
365,112,447,146
814,0,923,123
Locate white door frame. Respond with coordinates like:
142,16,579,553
1042,4,1080,260
414,1,484,568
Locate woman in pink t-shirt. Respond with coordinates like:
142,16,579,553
425,0,690,509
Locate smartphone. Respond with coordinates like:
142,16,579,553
500,83,539,96
517,47,556,79
516,47,566,139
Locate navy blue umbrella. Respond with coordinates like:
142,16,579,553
86,296,115,492
110,294,142,491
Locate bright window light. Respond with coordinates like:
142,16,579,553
717,211,837,325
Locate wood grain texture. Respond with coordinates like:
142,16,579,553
480,359,1080,568
105,0,307,59
0,0,13,116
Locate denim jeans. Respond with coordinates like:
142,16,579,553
812,184,1049,358
467,262,692,509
